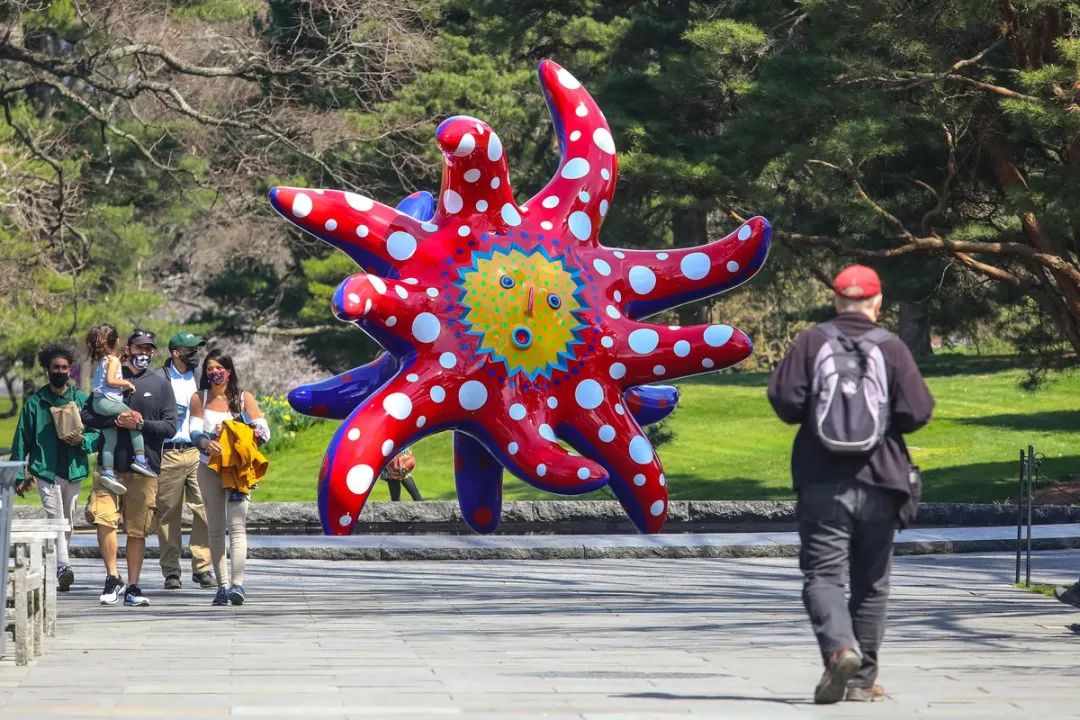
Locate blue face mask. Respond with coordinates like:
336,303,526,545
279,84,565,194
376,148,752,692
132,354,151,371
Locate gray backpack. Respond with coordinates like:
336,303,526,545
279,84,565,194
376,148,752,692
810,322,892,455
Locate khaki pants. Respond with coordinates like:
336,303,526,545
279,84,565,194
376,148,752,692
197,463,249,588
86,471,158,537
157,447,211,578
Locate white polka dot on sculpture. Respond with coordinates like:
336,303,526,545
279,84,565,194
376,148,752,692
536,463,547,477
704,324,734,347
556,67,581,89
568,211,592,241
673,340,690,357
382,393,412,421
542,196,560,209
509,403,526,420
598,425,616,443
633,473,646,486
386,231,417,261
411,313,440,343
381,439,394,456
458,381,488,410
538,424,556,442
507,442,519,455
601,336,614,349
368,275,386,294
650,500,665,517
324,218,337,231
577,467,591,480
681,252,710,280
439,352,456,369
346,465,374,494
487,133,503,161
429,386,446,403
574,379,604,409
443,189,463,214
606,305,620,319
547,397,558,409
291,192,312,218
356,225,369,238
628,266,656,294
561,158,590,180
609,363,626,380
501,203,522,227
738,224,752,241
463,168,481,183
344,192,374,211
347,428,361,441
727,260,740,273
338,514,351,527
593,259,611,276
629,435,653,464
628,329,659,354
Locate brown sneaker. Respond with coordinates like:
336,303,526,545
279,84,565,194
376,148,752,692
814,648,861,704
847,684,886,702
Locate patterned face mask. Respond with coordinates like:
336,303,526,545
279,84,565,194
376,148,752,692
207,369,229,386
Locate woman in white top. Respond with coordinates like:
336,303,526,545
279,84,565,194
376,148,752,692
188,349,268,606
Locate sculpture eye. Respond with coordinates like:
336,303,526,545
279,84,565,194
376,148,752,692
500,275,515,289
546,293,561,309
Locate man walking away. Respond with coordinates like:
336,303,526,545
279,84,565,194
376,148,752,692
767,265,934,704
158,331,214,590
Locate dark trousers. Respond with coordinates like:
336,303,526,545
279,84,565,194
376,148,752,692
797,479,898,686
386,476,421,502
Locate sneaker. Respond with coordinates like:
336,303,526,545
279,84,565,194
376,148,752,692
99,575,126,605
1054,581,1080,609
57,564,75,592
814,648,861,704
123,584,150,607
164,575,182,590
130,459,157,478
192,571,214,588
228,489,248,502
846,683,886,702
228,584,246,605
98,470,127,496
212,586,229,606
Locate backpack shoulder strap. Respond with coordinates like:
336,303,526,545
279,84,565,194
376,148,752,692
815,321,844,341
857,327,894,348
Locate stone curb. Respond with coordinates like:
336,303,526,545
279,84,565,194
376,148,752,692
19,499,1080,535
65,528,1080,561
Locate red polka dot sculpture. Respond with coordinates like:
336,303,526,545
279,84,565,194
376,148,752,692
269,60,771,536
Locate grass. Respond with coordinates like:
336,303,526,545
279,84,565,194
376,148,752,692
6,353,1079,506
1016,583,1058,598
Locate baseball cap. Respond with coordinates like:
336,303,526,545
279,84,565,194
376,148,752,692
833,265,881,299
168,331,206,351
126,328,157,348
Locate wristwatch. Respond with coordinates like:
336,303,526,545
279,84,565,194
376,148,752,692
136,419,145,430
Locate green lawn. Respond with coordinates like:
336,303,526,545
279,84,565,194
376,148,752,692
259,353,1079,504
6,353,1078,506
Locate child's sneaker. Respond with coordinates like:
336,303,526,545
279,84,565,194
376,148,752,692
228,489,249,502
130,457,157,478
98,469,127,495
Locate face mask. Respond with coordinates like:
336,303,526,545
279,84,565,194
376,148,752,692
48,372,70,389
207,369,228,386
132,354,151,370
180,352,199,368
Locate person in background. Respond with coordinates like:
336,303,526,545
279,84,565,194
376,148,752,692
767,265,934,704
9,344,100,591
157,331,214,590
189,349,269,607
382,448,421,501
83,329,177,607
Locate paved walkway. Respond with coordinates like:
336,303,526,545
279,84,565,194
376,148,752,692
2,550,1080,719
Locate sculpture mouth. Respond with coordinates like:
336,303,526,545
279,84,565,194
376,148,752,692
511,325,533,349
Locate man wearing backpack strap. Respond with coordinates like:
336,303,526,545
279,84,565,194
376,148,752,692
768,265,934,705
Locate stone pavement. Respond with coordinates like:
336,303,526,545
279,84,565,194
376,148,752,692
2,550,1080,719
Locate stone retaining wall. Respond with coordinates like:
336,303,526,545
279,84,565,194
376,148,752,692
15,499,1080,535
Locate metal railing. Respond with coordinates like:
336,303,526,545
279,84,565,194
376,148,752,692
0,460,25,660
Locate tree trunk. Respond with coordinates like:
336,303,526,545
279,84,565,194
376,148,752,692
672,207,708,325
898,301,932,358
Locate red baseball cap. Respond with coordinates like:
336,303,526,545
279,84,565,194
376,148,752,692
833,265,881,299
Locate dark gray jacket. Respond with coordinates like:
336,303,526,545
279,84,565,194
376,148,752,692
767,313,935,498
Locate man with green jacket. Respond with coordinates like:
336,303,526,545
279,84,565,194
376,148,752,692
9,344,100,591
